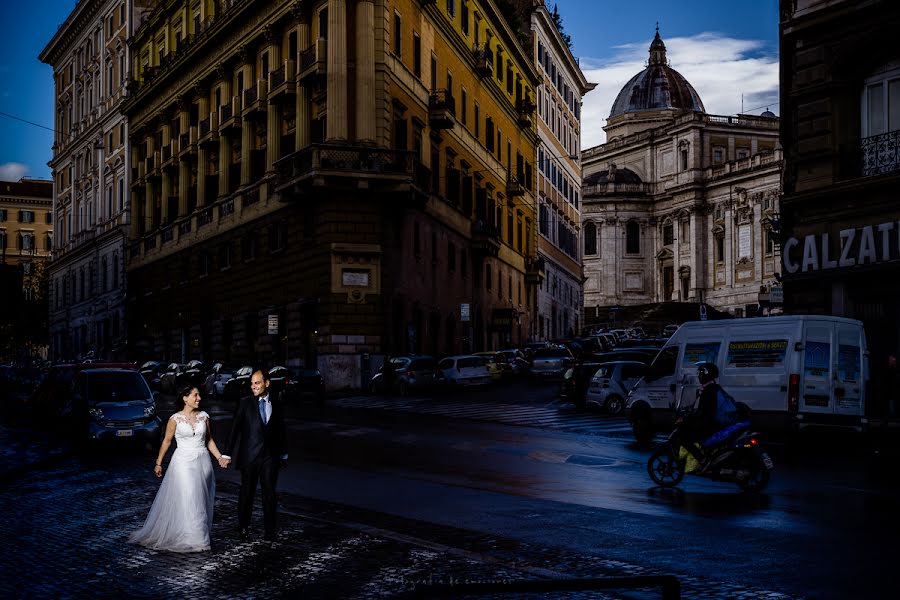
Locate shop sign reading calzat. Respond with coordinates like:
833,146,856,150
782,221,900,273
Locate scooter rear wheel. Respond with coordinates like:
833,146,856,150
647,444,685,487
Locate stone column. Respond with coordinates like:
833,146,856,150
145,179,156,231
218,135,230,197
296,18,311,149
326,0,348,141
178,101,191,216
240,118,253,187
196,89,210,207
355,0,375,143
131,191,141,238
161,172,172,224
264,27,281,175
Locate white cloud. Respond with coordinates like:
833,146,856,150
580,32,779,149
0,163,28,182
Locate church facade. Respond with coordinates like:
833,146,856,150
581,31,782,320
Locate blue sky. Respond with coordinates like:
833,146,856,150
0,0,780,181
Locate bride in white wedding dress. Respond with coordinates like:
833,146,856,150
129,384,229,552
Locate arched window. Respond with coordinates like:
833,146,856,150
626,221,640,254
583,222,597,255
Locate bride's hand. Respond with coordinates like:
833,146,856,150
154,464,163,478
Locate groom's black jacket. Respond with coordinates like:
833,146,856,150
225,391,288,470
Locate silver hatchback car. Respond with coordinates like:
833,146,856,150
584,361,646,415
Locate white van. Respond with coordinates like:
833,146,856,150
625,315,868,443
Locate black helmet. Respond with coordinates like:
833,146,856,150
697,362,718,382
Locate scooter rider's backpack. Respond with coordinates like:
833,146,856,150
715,387,739,426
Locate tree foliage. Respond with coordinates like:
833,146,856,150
548,3,573,50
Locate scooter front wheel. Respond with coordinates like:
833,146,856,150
647,444,685,487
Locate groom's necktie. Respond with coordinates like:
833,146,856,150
258,397,267,425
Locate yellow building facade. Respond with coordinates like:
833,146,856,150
123,0,538,388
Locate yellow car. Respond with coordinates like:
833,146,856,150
472,352,510,381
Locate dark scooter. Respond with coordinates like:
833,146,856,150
647,409,774,492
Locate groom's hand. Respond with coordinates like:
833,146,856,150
218,456,231,469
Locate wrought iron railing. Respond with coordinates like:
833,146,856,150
861,130,900,177
428,89,455,113
270,65,286,88
219,198,235,219
275,144,414,184
161,226,174,243
178,220,192,236
197,207,213,228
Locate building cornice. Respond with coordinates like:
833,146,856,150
39,0,106,66
531,5,594,94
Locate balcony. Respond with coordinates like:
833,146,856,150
242,80,268,117
473,44,494,78
219,198,235,220
428,89,455,130
861,130,900,177
219,97,243,134
506,174,525,197
268,59,296,103
198,113,219,147
298,38,327,86
274,143,414,195
197,206,213,228
525,257,545,285
131,162,146,187
161,226,174,244
470,220,501,257
146,153,161,180
516,98,535,129
178,127,198,158
161,140,179,171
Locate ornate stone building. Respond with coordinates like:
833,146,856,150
523,1,594,341
0,179,53,360
581,30,782,320
122,0,539,388
780,0,900,418
40,0,133,360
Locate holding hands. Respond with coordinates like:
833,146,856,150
218,455,231,469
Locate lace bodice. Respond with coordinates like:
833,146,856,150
170,411,209,450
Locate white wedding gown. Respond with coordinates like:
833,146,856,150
129,412,215,552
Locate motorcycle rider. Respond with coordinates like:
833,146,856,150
679,362,733,472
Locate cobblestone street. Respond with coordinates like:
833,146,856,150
0,425,806,599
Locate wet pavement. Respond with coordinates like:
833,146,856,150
0,424,807,599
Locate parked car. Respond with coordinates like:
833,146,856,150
529,347,574,382
203,363,236,398
31,362,138,419
222,366,254,401
559,353,614,408
472,352,511,381
70,368,162,445
498,349,529,376
370,355,444,396
438,355,491,387
269,365,326,402
584,361,647,415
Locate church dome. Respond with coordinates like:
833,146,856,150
760,108,776,118
609,29,705,118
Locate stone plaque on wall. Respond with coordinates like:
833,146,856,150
660,151,673,175
737,269,753,280
738,224,752,258
715,270,725,284
624,272,643,290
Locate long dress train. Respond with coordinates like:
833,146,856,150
129,412,215,552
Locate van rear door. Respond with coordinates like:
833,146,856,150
801,323,834,417
834,323,864,418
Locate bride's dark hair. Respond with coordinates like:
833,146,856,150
176,383,196,402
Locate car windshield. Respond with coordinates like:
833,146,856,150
409,358,438,370
87,372,151,404
457,357,485,369
533,348,570,359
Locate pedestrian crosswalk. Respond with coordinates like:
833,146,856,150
329,395,636,438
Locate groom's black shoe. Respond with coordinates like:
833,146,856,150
239,527,250,541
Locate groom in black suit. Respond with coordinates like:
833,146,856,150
223,367,288,541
